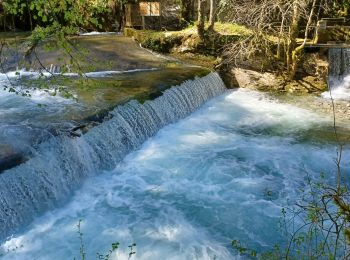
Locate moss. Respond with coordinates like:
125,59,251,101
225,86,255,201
124,28,182,53
179,22,251,36
142,34,182,53
124,22,251,55
169,52,218,69
212,22,252,36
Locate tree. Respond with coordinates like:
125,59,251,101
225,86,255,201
0,0,117,97
208,0,215,30
289,0,318,79
181,0,194,24
220,0,332,79
333,0,350,17
197,0,206,40
197,0,218,41
2,0,119,32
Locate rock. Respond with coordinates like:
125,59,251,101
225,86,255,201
173,35,200,53
231,68,284,91
0,144,26,173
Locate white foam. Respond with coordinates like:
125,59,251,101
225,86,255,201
79,31,120,36
0,68,159,80
1,88,346,259
83,68,158,77
0,68,158,103
322,74,350,100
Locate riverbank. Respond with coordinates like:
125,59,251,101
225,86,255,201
123,25,350,126
123,25,329,93
228,67,350,123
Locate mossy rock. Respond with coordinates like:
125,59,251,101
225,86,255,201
124,28,183,53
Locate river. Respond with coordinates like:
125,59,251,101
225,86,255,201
1,73,349,259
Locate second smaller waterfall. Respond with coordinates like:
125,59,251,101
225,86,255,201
323,48,350,100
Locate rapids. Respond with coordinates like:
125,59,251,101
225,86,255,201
0,72,226,241
1,79,349,259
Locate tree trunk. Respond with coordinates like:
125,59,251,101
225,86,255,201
197,0,205,40
117,4,126,32
181,0,193,23
276,15,285,60
290,0,317,79
3,15,5,31
11,15,15,31
286,0,300,77
208,0,215,30
26,0,33,31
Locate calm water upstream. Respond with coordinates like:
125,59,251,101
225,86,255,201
1,83,349,259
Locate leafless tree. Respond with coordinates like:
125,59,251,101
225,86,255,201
219,0,333,78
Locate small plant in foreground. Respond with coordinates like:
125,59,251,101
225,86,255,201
75,220,136,260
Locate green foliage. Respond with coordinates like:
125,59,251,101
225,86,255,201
128,243,137,259
97,242,120,260
76,220,137,260
4,0,111,31
141,33,182,53
232,240,257,258
333,0,350,15
124,28,183,53
1,0,116,97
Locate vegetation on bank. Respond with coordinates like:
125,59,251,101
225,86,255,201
123,22,328,93
124,22,251,54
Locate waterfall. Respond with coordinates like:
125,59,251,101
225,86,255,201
328,48,350,78
0,72,227,241
323,48,350,99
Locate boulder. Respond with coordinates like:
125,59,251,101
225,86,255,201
0,144,26,173
231,68,284,91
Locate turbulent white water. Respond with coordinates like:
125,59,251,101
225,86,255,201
1,84,348,259
322,74,350,100
0,73,226,241
79,32,121,36
0,68,159,79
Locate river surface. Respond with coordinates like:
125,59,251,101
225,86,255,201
0,66,208,169
1,85,349,259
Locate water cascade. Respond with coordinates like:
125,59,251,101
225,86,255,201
323,48,350,99
1,86,348,259
0,72,226,241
